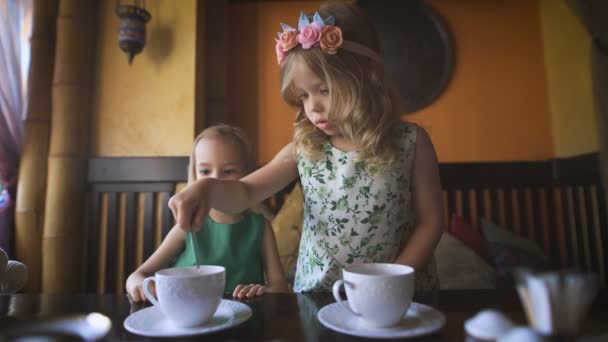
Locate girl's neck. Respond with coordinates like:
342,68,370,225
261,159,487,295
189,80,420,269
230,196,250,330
208,209,244,224
330,135,358,152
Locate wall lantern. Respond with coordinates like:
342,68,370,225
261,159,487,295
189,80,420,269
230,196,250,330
115,0,151,64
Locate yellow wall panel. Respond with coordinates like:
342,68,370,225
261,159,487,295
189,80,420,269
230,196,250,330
91,0,196,157
539,0,598,157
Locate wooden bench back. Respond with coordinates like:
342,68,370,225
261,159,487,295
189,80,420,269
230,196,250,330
440,154,606,283
85,154,607,294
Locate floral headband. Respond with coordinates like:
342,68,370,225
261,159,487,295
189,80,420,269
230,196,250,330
275,11,383,65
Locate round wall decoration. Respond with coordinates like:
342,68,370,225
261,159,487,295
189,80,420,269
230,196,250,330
358,0,454,113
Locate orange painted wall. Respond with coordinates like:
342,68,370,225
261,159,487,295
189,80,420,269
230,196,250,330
229,0,554,164
230,1,320,164
411,0,553,162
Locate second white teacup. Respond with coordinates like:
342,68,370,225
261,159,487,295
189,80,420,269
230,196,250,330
142,265,225,328
332,263,415,328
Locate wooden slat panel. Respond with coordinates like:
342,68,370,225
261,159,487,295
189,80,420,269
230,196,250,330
530,187,544,250
122,192,136,293
475,189,484,229
595,185,608,284
538,188,551,257
135,193,145,266
577,186,592,271
154,193,164,248
524,188,535,241
483,189,492,222
553,187,569,267
504,188,514,230
97,193,108,295
86,191,100,293
161,192,173,238
544,187,559,264
496,189,506,229
490,188,500,227
446,189,455,223
467,189,479,229
454,190,463,217
104,192,118,294
590,186,606,283
565,187,580,268
582,186,599,274
527,187,543,249
516,187,526,237
116,193,126,295
442,191,449,230
143,192,155,261
462,189,472,222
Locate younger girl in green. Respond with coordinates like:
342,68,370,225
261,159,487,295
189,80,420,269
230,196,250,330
126,124,288,301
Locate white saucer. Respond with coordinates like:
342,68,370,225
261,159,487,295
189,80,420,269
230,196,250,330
124,299,252,337
318,301,446,339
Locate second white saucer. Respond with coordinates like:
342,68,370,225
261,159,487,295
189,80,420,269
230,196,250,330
318,301,446,339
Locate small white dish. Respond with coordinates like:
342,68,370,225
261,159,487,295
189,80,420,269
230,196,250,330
465,309,515,341
124,299,252,337
1,312,112,341
318,301,446,339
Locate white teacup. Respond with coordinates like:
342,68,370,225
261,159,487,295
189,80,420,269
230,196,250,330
332,263,415,328
142,265,225,328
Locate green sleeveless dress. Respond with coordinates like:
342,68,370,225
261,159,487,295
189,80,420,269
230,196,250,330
173,212,266,293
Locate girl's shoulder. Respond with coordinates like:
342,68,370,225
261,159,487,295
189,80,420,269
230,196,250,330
396,121,419,139
392,121,420,151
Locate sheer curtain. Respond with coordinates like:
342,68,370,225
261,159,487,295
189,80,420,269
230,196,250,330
0,0,32,258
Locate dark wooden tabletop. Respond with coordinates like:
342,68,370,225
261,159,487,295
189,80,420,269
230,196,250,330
1,289,606,341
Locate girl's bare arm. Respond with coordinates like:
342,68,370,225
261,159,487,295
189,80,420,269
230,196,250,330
169,143,298,231
393,126,444,269
261,221,290,293
125,226,186,301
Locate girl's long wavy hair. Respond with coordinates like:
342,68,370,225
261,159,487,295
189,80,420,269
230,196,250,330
188,124,253,184
280,2,403,172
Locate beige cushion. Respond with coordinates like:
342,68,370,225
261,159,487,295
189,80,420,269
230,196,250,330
435,232,496,289
272,183,304,275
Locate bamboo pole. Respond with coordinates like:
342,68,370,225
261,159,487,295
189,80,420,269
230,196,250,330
15,0,58,293
42,0,97,293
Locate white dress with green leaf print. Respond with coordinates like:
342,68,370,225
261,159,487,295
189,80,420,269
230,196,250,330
293,122,439,294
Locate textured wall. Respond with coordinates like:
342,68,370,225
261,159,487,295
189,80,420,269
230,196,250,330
90,0,196,157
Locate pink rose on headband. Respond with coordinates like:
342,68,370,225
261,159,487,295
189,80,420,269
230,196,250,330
275,39,287,64
297,22,321,49
279,29,298,52
320,25,343,54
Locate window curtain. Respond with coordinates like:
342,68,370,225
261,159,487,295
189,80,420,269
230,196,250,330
0,0,32,258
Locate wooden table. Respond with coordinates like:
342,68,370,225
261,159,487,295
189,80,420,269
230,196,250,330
1,290,606,341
